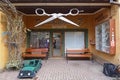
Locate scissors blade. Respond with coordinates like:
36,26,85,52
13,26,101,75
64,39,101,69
35,16,57,27
58,16,79,27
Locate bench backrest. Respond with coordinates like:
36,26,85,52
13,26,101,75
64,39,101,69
66,48,90,53
26,48,48,52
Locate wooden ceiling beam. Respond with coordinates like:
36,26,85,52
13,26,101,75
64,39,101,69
13,3,111,6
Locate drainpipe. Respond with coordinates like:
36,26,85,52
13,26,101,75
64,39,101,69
110,0,120,5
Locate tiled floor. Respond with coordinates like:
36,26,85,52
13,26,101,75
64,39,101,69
0,59,117,80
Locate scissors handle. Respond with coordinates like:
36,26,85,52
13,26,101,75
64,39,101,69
69,8,79,16
35,8,50,16
68,8,83,16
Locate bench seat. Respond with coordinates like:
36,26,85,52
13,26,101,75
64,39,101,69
22,54,47,58
67,54,92,58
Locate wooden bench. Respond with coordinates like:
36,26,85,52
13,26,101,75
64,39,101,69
22,48,49,61
66,48,93,62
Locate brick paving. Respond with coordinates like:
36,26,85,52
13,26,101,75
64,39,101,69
0,59,116,80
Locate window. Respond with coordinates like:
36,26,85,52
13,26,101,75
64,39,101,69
65,32,85,51
30,32,50,48
96,21,110,53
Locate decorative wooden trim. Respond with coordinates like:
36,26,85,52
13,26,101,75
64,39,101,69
13,3,111,6
110,19,116,55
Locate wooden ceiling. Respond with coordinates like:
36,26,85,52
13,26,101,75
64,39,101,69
9,0,112,15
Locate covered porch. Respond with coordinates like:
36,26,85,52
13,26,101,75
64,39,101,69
0,0,120,79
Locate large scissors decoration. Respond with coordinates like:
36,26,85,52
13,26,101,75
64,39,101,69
35,8,84,27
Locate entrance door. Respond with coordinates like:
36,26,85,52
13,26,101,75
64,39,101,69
52,32,62,57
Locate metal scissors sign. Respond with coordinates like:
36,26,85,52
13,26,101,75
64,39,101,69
35,8,83,27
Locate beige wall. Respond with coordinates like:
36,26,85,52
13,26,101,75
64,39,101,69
0,12,8,70
91,6,120,64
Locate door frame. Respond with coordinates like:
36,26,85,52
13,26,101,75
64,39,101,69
52,32,62,57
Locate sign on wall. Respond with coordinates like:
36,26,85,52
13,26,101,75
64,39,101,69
110,19,116,55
